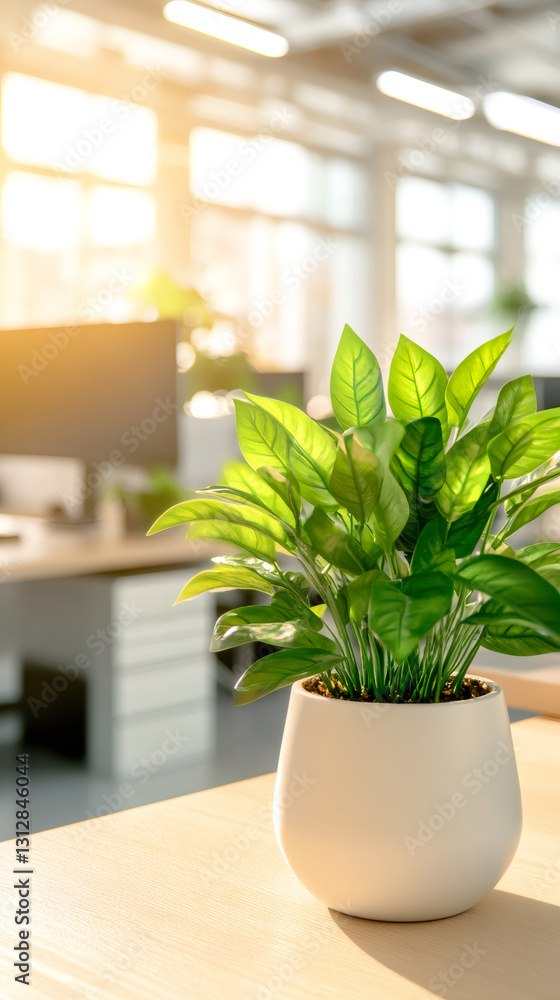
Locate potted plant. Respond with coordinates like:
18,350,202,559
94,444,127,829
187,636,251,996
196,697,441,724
149,325,560,921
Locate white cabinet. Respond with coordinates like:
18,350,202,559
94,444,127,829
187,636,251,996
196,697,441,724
21,567,216,774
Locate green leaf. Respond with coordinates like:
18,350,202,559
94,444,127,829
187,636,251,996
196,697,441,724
175,566,275,603
435,424,491,521
270,590,322,631
210,554,281,581
487,536,515,558
502,490,560,538
210,614,335,653
330,324,386,430
303,508,370,575
256,466,301,522
188,520,276,561
446,478,499,557
392,417,446,549
357,420,409,551
360,525,384,564
233,398,291,478
445,329,513,429
245,392,337,510
505,407,560,478
369,571,453,663
221,460,295,525
393,417,446,500
388,335,448,437
454,554,560,642
488,422,534,479
411,520,455,575
234,648,344,705
328,433,380,523
148,498,290,549
481,622,560,656
343,568,389,622
488,375,536,438
516,543,560,574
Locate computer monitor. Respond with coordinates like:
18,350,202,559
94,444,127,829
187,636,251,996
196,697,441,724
0,320,178,520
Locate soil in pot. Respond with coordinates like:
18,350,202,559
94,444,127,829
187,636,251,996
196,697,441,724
302,675,492,702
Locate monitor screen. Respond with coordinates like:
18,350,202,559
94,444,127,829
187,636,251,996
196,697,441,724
0,320,178,467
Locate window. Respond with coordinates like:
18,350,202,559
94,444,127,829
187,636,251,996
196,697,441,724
0,73,158,328
396,177,496,366
188,126,368,386
522,197,560,373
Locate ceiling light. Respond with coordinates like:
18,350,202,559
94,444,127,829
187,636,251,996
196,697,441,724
376,71,475,121
163,1,289,58
483,92,560,148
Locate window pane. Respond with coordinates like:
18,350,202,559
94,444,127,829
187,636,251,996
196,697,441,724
451,184,495,251
524,197,560,307
2,73,90,168
451,253,494,309
87,186,156,246
325,158,366,229
86,96,157,187
396,178,451,245
191,209,253,317
2,73,157,187
521,309,560,373
189,126,313,217
524,197,560,258
2,172,82,251
526,255,560,306
397,243,450,313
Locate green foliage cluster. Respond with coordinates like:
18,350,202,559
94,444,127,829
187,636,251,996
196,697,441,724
149,326,560,704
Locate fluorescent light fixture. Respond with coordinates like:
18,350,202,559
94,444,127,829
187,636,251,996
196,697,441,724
163,1,289,57
376,71,475,121
483,91,560,147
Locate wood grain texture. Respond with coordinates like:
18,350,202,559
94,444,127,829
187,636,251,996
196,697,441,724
1,717,559,999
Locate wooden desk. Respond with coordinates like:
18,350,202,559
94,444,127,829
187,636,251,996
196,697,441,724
1,717,559,999
0,516,212,583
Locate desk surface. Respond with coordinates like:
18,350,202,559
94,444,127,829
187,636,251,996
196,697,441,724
1,716,559,999
0,517,212,582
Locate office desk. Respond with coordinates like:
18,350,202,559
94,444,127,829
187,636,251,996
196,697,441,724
1,716,558,999
0,515,213,582
0,519,218,771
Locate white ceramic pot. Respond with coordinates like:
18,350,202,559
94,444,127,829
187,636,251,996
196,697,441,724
274,676,522,921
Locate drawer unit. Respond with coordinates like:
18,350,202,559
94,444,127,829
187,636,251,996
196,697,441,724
21,564,216,773
114,701,215,774
114,657,214,716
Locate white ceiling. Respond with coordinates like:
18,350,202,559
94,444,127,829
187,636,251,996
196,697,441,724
62,0,559,105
